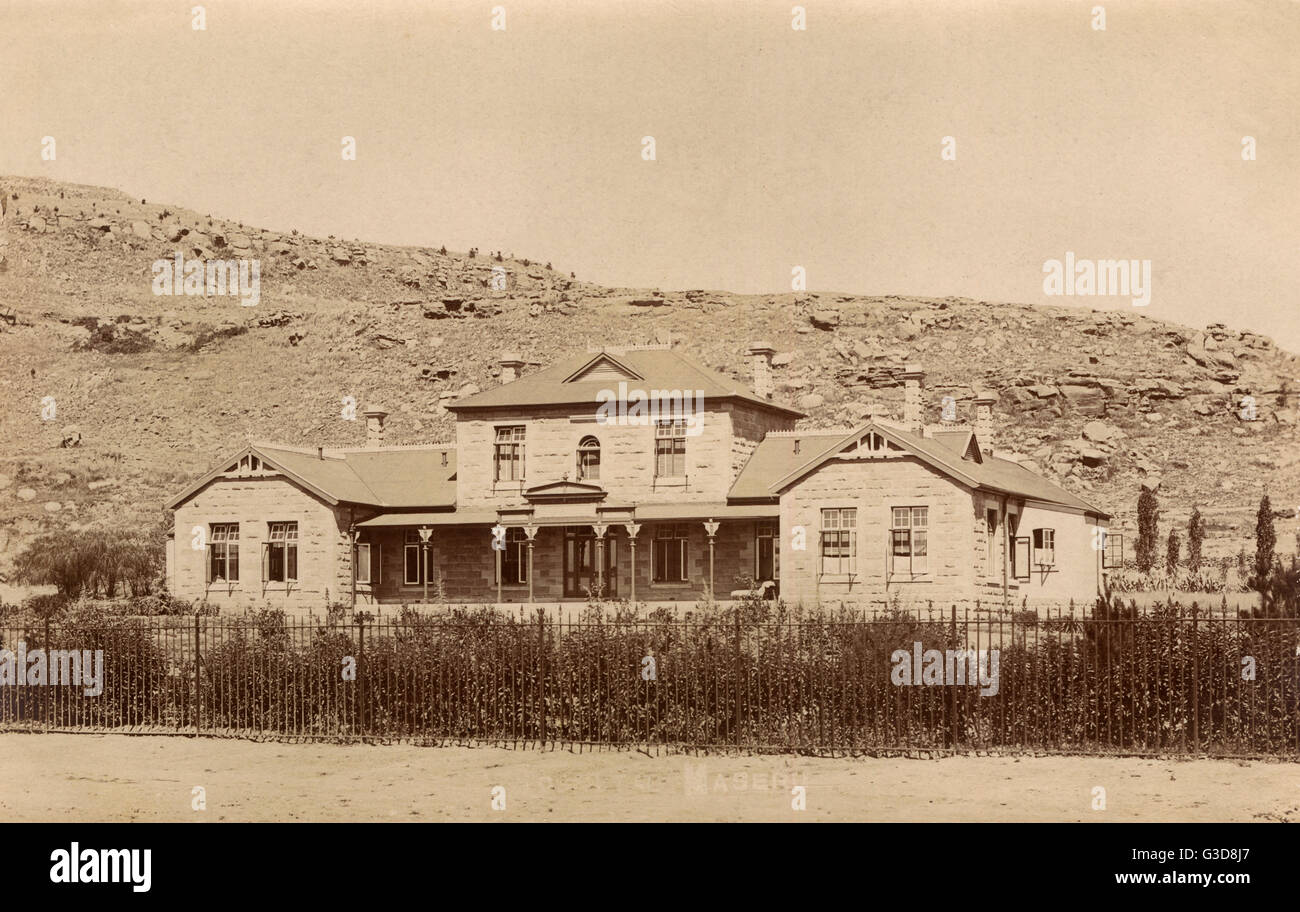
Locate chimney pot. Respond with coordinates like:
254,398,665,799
362,407,389,448
498,351,525,384
746,341,777,400
972,391,997,455
900,366,925,430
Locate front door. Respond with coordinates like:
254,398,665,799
563,527,617,598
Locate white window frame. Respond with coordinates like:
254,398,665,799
357,542,381,585
654,420,687,478
208,523,239,583
890,506,928,576
820,508,858,576
403,529,429,585
576,435,601,481
265,521,299,584
494,425,526,482
1033,528,1056,568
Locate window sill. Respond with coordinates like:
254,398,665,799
889,576,933,584
649,581,692,588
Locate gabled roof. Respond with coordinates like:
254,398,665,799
729,422,1109,517
446,347,805,418
166,442,457,510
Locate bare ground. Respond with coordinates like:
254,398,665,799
0,733,1296,822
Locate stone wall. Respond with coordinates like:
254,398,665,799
172,476,350,610
778,455,978,607
454,404,744,508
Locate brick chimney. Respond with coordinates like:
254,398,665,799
746,342,776,400
363,407,389,448
901,364,924,430
499,351,525,384
973,391,996,455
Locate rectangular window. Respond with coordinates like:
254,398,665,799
1033,528,1056,568
357,543,371,584
404,529,431,585
208,523,239,582
499,527,528,585
494,426,526,482
890,506,928,576
821,508,858,575
654,420,687,477
356,542,381,585
652,523,690,582
265,522,298,583
1103,531,1123,569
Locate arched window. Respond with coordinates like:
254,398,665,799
577,435,601,481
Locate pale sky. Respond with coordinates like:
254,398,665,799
3,0,1297,350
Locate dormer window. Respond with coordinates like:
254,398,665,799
576,435,601,481
494,426,526,482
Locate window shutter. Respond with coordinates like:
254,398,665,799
1013,537,1031,581
261,542,270,583
205,545,212,584
373,544,382,585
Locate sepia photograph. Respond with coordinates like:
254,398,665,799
0,0,1296,891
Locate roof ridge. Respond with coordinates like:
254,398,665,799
333,443,455,453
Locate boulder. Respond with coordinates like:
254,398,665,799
130,220,152,239
798,393,826,410
1078,448,1107,467
1082,420,1122,444
16,487,36,502
809,308,840,330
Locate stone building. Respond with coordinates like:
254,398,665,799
167,343,1110,611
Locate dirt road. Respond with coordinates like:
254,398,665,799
1,733,1296,822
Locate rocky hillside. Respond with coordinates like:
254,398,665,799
1,175,1297,580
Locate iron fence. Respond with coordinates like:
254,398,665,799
0,603,1296,757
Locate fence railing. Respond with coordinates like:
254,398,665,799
1,604,1297,756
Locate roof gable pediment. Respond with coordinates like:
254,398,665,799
563,353,644,385
524,480,608,503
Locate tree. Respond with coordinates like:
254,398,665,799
1136,488,1160,573
13,530,99,597
1254,493,1276,588
12,526,162,600
1186,506,1205,573
1165,529,1181,575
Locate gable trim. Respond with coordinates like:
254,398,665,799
562,352,645,384
166,444,344,510
769,422,982,494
